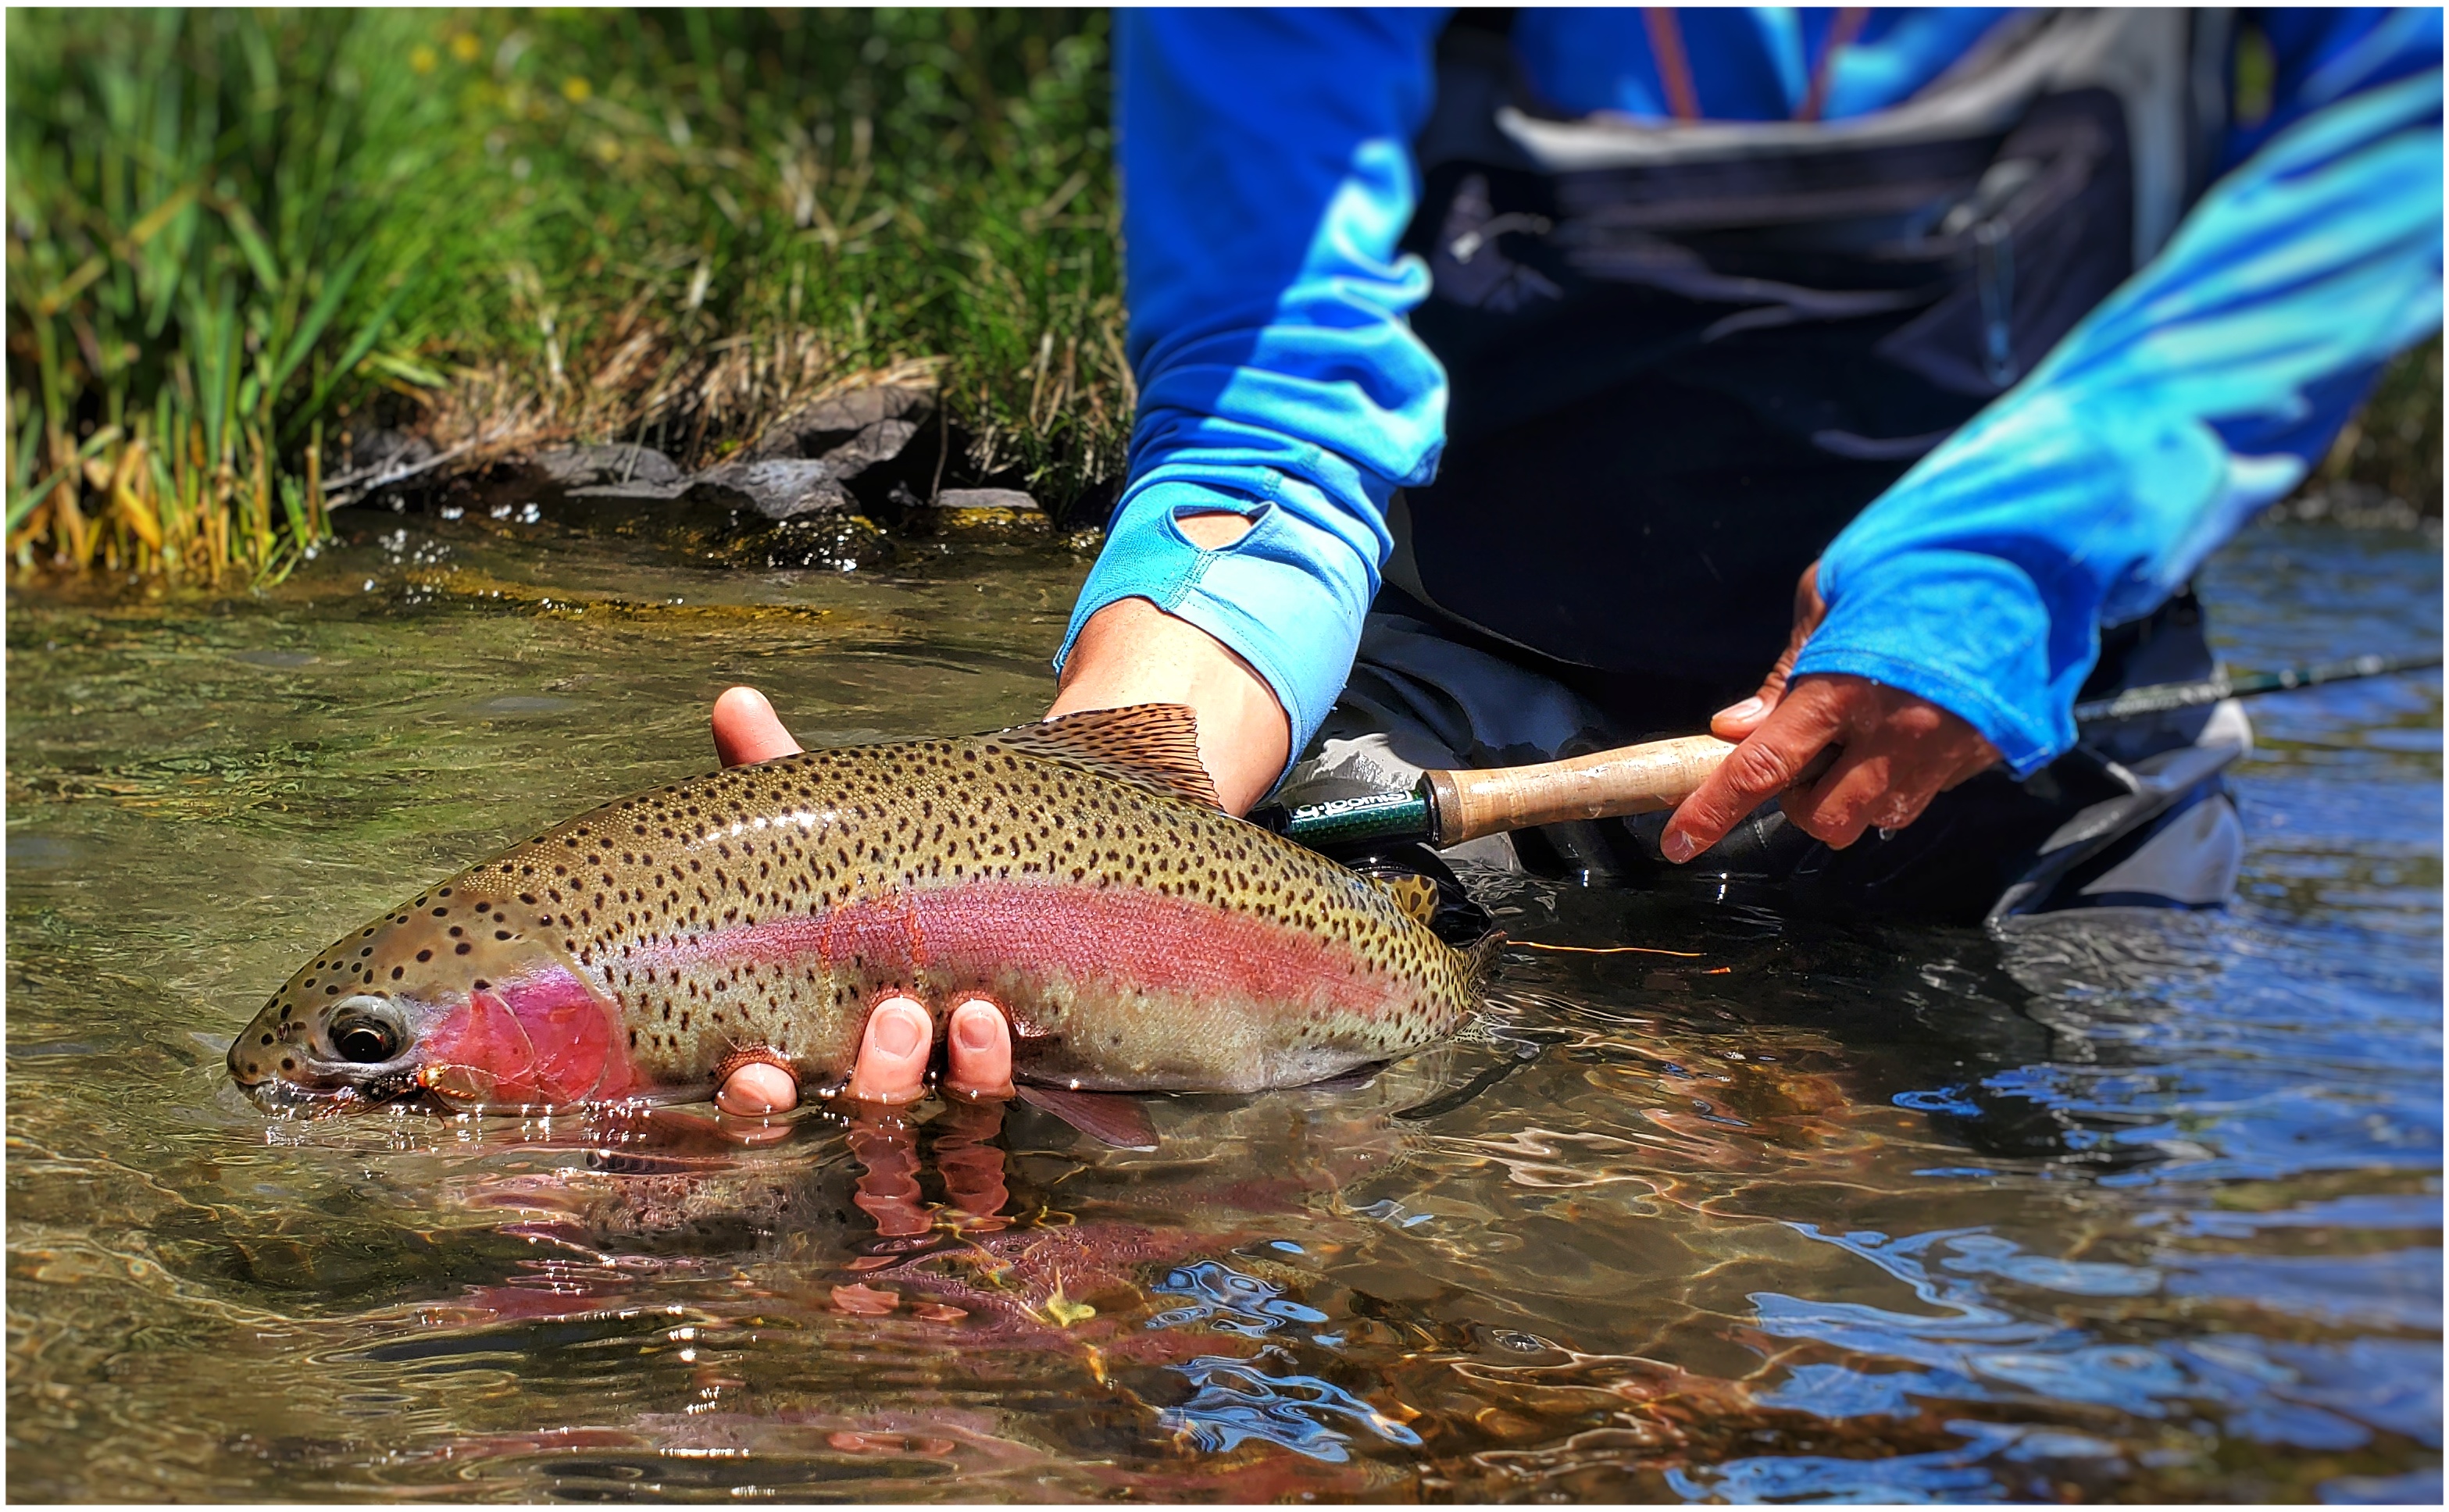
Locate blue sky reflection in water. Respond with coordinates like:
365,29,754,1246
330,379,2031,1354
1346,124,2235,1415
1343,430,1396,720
4,512,2440,1501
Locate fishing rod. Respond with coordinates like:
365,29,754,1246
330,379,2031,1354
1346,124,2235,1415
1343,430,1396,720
2069,651,2442,722
1255,651,2444,853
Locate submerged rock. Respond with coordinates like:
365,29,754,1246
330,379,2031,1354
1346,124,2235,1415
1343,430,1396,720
715,512,893,570
344,380,1090,551
567,477,689,505
894,486,1051,540
744,384,941,515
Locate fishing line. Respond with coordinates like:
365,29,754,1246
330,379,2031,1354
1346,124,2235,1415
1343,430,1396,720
1507,940,1704,957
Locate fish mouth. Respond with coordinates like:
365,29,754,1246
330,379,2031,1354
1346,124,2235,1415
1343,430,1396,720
241,1066,433,1118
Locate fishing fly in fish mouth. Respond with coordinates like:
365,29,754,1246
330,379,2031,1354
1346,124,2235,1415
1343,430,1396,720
228,697,1498,1122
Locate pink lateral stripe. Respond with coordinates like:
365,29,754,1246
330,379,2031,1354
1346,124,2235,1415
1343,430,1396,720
637,880,1391,1012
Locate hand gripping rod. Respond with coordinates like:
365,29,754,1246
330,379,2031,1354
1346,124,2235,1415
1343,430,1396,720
1255,653,2442,851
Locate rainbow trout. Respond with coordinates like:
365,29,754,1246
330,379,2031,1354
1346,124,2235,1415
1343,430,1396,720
228,704,1498,1114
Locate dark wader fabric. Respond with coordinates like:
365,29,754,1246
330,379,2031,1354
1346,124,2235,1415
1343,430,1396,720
1286,9,2251,929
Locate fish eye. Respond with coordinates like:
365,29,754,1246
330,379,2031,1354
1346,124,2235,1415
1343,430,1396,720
336,1025,395,1063
330,1012,400,1064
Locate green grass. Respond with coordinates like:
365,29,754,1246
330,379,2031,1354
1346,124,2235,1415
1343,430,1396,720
7,7,1125,581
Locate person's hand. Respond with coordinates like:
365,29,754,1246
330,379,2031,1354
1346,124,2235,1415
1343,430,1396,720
1661,561,2001,861
705,688,1018,1111
710,683,805,767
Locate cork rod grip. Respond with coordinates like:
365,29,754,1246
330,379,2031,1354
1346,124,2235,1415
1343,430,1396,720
1423,735,1738,846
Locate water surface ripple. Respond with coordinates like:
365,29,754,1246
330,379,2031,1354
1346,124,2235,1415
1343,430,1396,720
7,514,2439,1501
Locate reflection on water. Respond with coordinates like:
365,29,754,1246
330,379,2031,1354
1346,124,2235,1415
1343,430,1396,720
7,512,2440,1502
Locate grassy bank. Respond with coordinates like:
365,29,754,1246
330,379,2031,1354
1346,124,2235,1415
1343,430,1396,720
7,7,1124,581
7,10,2442,586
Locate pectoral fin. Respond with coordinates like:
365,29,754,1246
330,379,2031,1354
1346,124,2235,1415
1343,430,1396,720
1015,1084,1160,1150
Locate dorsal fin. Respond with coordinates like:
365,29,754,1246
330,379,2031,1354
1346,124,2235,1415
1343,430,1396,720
1367,872,1442,927
987,704,1222,808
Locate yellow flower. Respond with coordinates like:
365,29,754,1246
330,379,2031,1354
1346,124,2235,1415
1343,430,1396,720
449,32,481,63
409,45,437,74
562,77,592,104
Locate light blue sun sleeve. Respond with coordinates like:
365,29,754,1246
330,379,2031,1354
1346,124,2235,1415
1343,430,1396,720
1797,65,2444,775
1053,9,1451,767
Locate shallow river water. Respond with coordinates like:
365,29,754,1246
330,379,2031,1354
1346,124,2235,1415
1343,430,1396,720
7,508,2440,1502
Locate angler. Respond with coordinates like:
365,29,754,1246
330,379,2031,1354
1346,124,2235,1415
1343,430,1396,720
1011,10,2440,920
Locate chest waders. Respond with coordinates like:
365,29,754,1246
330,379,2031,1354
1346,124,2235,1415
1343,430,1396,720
1298,9,2255,926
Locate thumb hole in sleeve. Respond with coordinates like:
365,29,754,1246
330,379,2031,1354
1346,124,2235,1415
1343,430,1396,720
1166,501,1269,552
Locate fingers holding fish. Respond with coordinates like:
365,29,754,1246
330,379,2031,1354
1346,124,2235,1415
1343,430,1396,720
846,1098,1012,1239
946,998,1016,1100
841,993,1016,1107
716,1058,800,1118
842,1097,1016,1239
848,996,934,1104
710,685,804,767
707,1109,796,1147
627,1104,795,1150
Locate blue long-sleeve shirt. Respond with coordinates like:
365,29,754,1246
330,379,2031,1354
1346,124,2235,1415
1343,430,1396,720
1060,8,2444,779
